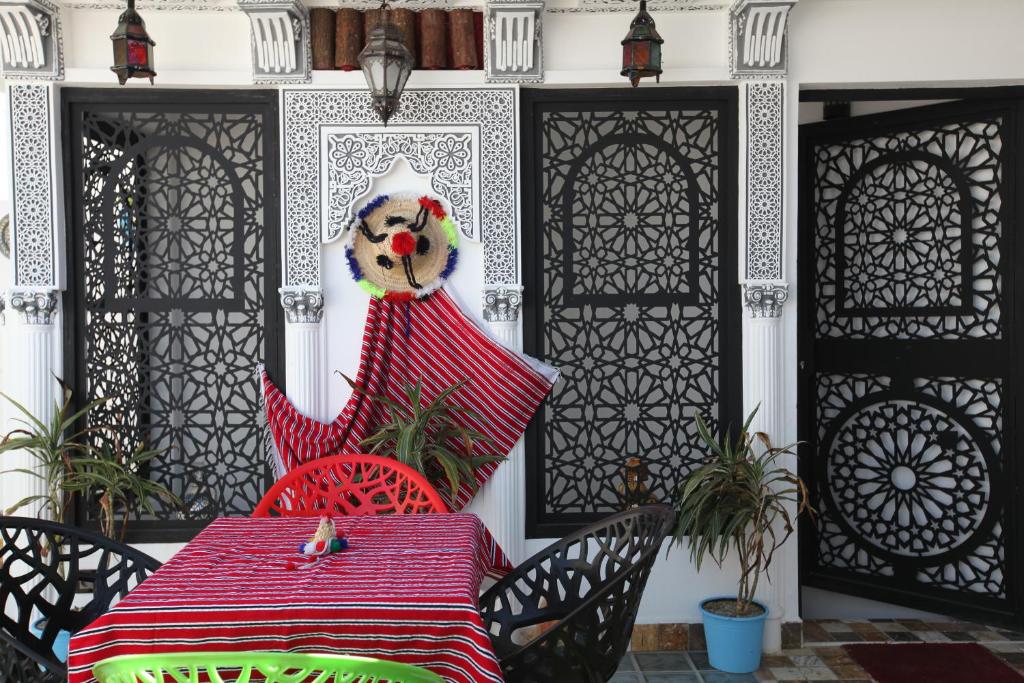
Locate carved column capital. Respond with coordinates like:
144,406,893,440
485,0,545,83
729,0,798,79
9,287,57,325
743,282,789,318
482,285,523,323
279,287,324,324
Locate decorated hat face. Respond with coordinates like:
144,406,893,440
345,194,459,301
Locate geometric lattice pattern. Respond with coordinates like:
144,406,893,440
9,85,55,287
803,103,1015,620
533,101,728,518
480,505,674,683
814,373,1006,599
69,98,275,525
813,114,1004,339
0,517,160,677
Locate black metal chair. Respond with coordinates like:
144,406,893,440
0,516,161,680
479,504,674,683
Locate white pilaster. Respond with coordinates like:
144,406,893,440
742,282,789,651
3,287,58,518
476,285,525,564
280,287,327,422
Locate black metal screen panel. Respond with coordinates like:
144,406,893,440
523,88,740,537
62,90,282,541
799,99,1022,626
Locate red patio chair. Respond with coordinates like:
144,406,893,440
252,454,448,517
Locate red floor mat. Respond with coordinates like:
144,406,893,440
844,643,1022,683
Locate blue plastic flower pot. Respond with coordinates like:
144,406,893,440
700,597,767,674
30,617,70,665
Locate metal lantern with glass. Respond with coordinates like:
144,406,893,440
620,0,663,87
111,0,157,85
358,0,415,125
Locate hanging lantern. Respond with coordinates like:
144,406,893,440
620,0,663,88
358,1,414,126
110,0,156,85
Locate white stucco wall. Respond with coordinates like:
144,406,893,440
2,0,1023,627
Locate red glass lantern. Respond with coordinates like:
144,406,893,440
620,0,663,88
111,0,156,85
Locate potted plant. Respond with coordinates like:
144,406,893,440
1,385,179,664
344,375,504,498
672,408,811,674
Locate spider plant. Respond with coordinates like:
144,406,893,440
672,407,811,617
1,383,180,540
343,374,504,497
63,437,180,542
0,383,107,520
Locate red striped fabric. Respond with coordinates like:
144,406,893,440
67,515,511,683
262,289,556,510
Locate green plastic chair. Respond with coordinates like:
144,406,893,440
92,651,445,683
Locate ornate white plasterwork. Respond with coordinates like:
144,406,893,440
9,84,55,287
322,128,480,243
238,0,311,84
485,0,544,83
283,88,517,288
745,81,784,281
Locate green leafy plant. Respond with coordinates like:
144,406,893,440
1,383,180,540
343,374,504,496
63,438,179,541
0,384,106,520
672,407,811,617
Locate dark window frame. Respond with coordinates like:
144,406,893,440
60,88,284,543
521,86,742,539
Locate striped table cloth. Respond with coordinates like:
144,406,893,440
68,515,511,683
261,288,558,511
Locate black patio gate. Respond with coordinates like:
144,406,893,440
799,98,1024,626
61,89,282,542
522,87,741,538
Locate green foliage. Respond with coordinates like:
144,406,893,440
672,407,812,616
0,382,105,520
0,382,180,540
63,438,179,542
343,374,504,497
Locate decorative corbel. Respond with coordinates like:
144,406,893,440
280,287,324,324
729,0,797,79
0,0,63,81
8,287,57,325
742,282,788,318
485,0,544,83
238,0,311,84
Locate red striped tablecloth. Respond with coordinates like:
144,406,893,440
68,514,511,683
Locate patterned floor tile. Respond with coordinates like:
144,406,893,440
702,673,759,682
635,651,694,672
643,673,701,682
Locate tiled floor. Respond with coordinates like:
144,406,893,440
616,619,1024,682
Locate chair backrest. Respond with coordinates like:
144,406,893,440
0,516,161,676
252,454,448,518
93,651,444,683
479,504,675,683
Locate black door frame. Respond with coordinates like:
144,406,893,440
520,86,742,539
798,89,1024,627
60,88,285,543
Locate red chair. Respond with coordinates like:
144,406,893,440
252,454,448,517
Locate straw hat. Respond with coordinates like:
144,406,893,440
344,193,459,301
